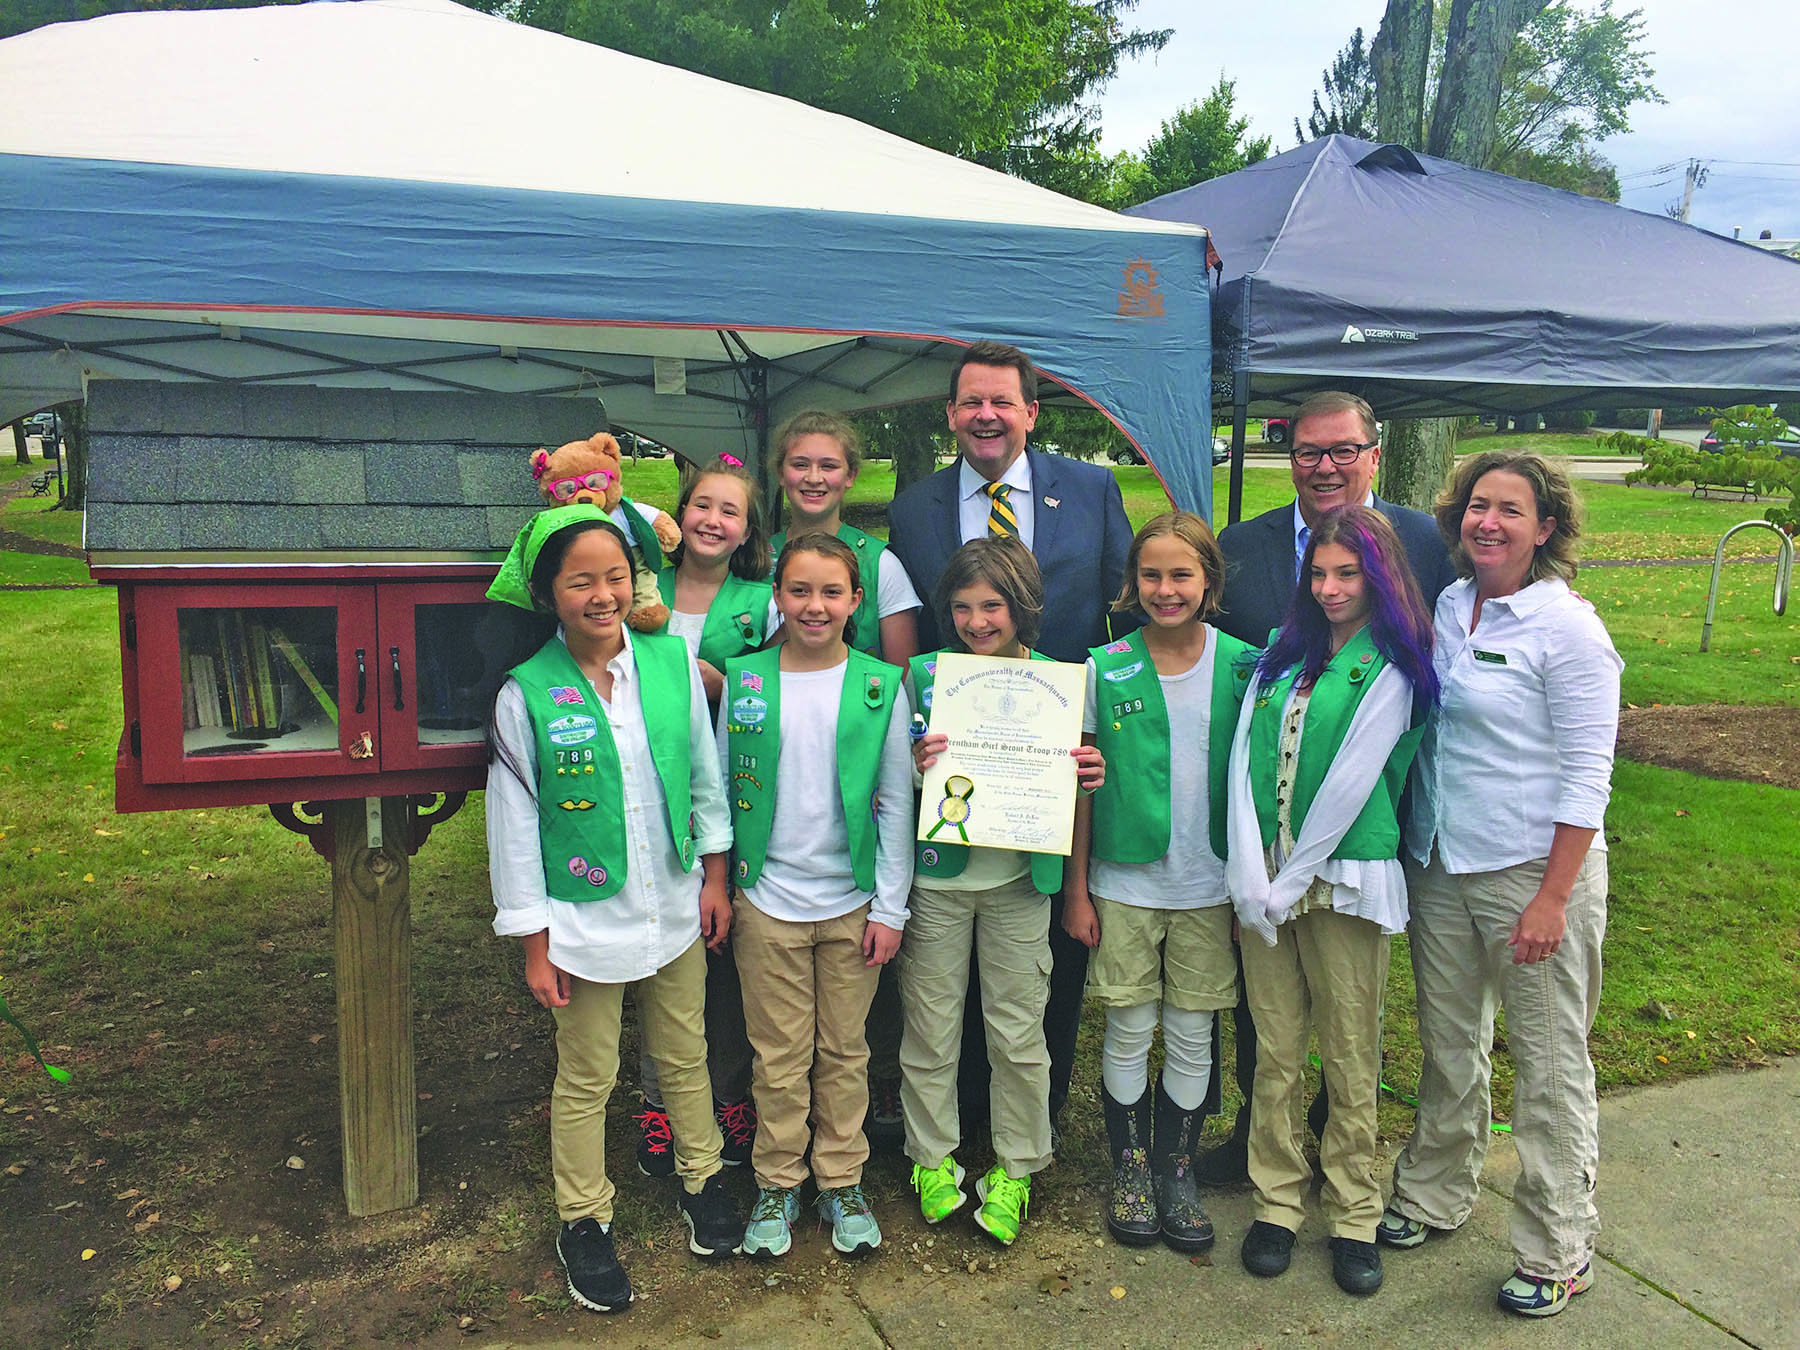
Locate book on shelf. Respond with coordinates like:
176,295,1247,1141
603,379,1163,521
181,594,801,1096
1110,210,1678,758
268,626,339,724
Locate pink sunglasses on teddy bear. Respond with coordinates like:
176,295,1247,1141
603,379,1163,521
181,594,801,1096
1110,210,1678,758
537,466,618,502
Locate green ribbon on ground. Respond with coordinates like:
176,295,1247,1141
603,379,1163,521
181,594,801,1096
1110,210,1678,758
1,987,71,1083
1306,1051,1509,1134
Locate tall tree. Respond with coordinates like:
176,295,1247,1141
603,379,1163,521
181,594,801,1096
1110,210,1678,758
1373,0,1550,510
1295,28,1375,142
1128,76,1272,205
1370,0,1434,147
479,0,1170,203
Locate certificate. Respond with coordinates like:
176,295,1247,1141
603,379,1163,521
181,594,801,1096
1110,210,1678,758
917,652,1087,856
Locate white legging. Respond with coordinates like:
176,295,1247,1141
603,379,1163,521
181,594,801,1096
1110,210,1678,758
1101,1001,1215,1111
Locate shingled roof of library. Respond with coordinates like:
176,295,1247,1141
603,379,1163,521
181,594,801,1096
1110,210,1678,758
84,382,605,553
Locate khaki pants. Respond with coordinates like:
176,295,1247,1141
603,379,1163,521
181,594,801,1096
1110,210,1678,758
1389,850,1607,1280
733,896,879,1191
637,942,754,1105
1241,906,1389,1240
899,877,1052,1178
550,937,723,1223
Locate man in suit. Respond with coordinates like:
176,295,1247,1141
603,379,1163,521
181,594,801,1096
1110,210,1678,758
887,339,1135,1132
1202,388,1458,1183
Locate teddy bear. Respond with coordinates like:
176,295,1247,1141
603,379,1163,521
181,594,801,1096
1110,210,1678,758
530,432,681,631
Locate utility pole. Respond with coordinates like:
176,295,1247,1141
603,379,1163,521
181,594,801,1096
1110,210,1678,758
1676,158,1710,223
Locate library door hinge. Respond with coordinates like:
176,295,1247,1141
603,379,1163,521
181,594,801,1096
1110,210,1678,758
124,613,137,650
129,721,141,758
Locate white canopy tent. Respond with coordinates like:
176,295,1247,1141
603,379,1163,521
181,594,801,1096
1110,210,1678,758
0,0,1218,509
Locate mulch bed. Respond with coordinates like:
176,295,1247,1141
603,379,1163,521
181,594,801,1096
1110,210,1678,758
1616,704,1800,790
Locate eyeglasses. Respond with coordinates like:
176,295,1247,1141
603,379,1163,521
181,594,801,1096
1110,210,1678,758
1290,441,1377,467
546,469,617,502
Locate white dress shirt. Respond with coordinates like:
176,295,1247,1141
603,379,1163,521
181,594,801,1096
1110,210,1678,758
1291,493,1376,578
1226,663,1415,945
958,455,1035,548
1406,577,1623,874
487,629,733,985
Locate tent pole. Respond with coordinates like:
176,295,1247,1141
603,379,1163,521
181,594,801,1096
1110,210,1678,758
751,358,771,502
1228,368,1249,525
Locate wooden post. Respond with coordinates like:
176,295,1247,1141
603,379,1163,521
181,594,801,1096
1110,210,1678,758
328,796,417,1216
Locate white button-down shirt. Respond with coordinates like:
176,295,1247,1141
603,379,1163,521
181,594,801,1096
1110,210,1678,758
1407,577,1623,874
1291,493,1375,578
958,454,1034,548
487,630,733,984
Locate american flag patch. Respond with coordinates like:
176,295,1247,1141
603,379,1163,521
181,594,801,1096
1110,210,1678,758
549,686,584,706
740,670,764,693
1103,639,1131,654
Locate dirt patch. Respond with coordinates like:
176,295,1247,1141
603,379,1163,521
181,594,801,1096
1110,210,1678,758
1617,703,1800,790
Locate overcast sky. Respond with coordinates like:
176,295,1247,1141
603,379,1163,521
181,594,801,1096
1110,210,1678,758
1097,0,1800,240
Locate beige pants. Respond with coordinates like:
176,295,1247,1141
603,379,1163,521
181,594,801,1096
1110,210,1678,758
1241,905,1390,1240
733,896,879,1191
1389,850,1607,1281
550,937,723,1223
1086,895,1239,1011
898,877,1052,1178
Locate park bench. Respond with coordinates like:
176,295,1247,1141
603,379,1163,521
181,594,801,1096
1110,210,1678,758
29,472,50,496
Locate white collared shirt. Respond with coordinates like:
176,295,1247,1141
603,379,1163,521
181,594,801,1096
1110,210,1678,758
1406,577,1623,874
487,628,733,984
1291,493,1376,578
958,454,1035,548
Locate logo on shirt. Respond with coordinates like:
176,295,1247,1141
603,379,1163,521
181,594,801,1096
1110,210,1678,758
921,846,940,867
739,670,764,693
1102,660,1144,683
1102,639,1132,654
730,694,767,727
586,865,608,887
548,713,598,746
548,685,585,706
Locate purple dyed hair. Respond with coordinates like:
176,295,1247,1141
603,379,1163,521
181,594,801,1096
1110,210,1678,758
1256,505,1438,705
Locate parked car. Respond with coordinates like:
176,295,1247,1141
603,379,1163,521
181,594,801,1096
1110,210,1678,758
1108,436,1231,467
1262,417,1290,446
1698,425,1800,460
23,412,55,436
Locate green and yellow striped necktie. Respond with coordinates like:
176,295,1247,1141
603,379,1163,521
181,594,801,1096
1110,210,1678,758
983,481,1019,539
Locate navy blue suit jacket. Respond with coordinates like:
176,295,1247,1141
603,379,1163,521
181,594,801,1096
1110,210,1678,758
1214,496,1459,648
887,447,1136,663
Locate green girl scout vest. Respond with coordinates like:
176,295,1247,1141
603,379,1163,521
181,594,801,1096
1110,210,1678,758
1088,627,1258,865
655,570,773,668
771,522,888,659
511,633,696,903
907,651,1064,894
1247,626,1426,860
619,497,667,574
724,645,901,892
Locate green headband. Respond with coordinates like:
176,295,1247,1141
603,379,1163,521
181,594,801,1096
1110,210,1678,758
487,504,616,611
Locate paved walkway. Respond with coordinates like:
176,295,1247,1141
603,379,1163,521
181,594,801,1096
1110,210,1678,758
501,1059,1796,1349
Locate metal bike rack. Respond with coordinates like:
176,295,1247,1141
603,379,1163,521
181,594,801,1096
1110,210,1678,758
1700,521,1793,651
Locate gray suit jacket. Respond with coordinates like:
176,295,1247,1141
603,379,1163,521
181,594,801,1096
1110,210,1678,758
1214,497,1458,648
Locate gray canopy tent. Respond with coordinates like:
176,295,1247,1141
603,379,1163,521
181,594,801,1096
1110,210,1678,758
1128,135,1800,520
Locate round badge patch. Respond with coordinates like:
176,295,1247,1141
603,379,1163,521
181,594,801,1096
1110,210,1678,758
586,866,608,887
737,859,749,881
921,846,939,867
567,856,589,878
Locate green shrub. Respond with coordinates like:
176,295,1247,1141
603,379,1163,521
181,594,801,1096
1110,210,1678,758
1542,409,1595,431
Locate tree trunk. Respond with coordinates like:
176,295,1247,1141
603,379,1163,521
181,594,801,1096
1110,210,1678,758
1427,0,1553,167
56,401,86,510
1379,416,1459,510
890,403,945,498
1370,0,1433,147
10,420,26,467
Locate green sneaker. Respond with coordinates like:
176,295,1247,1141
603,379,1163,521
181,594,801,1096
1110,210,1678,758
742,1186,799,1259
817,1184,882,1255
910,1157,968,1224
974,1165,1030,1246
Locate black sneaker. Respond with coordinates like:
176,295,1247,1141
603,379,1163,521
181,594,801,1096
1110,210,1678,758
634,1099,675,1179
716,1097,757,1168
1330,1236,1384,1296
679,1172,745,1258
1241,1220,1297,1278
866,1078,904,1147
556,1218,632,1313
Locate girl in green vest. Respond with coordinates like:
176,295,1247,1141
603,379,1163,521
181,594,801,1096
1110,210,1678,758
903,537,1105,1248
483,506,745,1314
722,533,915,1261
1223,505,1438,1299
770,409,922,667
633,455,778,1177
1062,512,1256,1255
770,409,923,1141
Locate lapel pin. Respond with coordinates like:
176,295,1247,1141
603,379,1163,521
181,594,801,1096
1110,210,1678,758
1043,496,1060,508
